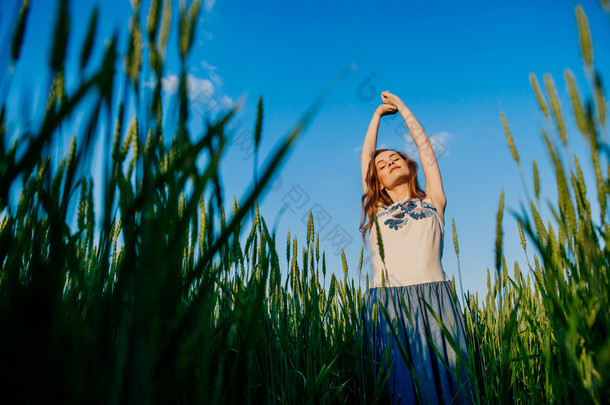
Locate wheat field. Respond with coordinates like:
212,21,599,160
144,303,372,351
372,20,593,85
0,1,608,403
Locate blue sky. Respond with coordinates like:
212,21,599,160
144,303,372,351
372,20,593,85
2,0,610,298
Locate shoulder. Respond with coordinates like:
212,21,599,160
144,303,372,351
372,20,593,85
423,191,446,212
422,196,445,224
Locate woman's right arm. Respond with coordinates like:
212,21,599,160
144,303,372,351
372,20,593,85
361,104,397,193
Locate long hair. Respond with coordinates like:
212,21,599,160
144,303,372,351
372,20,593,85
359,149,426,243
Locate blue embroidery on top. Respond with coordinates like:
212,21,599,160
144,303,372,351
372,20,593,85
377,198,437,230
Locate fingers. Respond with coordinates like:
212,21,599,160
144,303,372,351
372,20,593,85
381,91,394,102
381,92,402,110
377,104,398,116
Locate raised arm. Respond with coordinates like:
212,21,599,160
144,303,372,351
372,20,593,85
381,91,447,216
361,104,397,193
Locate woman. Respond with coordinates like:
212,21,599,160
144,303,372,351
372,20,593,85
360,91,472,404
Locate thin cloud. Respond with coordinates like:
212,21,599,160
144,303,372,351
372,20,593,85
143,73,215,97
430,131,451,157
201,60,222,86
161,75,180,93
432,131,451,145
204,0,215,12
187,75,214,96
221,95,233,107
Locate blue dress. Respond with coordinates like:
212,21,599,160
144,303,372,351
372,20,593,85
362,197,473,404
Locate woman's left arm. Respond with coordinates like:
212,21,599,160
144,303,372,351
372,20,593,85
381,91,446,216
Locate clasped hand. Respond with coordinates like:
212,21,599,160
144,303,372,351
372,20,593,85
375,91,405,117
381,91,405,109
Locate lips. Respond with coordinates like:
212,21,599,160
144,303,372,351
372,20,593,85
390,166,399,173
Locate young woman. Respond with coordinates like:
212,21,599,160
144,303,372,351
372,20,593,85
360,91,472,404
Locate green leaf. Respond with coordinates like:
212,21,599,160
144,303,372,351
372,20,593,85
50,0,69,73
80,7,98,70
495,189,504,273
10,0,30,62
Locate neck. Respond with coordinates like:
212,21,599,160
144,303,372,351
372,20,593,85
386,183,411,203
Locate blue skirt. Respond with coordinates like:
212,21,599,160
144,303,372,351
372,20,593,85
361,281,473,404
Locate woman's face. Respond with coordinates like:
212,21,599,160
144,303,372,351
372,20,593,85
374,151,410,191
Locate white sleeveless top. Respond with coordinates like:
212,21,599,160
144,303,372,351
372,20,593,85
369,197,445,287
